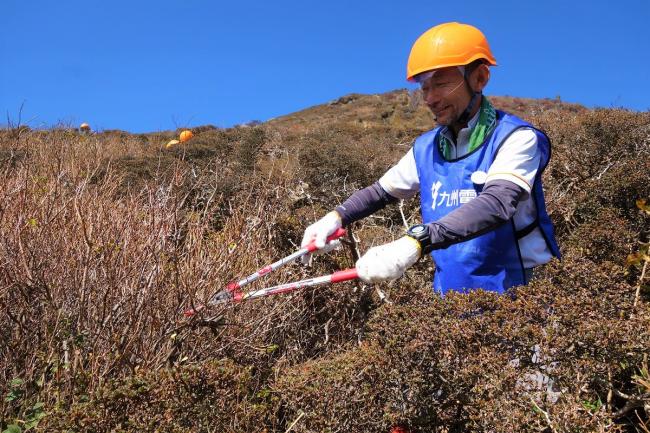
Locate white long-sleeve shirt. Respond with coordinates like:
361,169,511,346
378,111,554,268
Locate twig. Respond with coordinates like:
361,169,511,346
636,411,650,433
324,317,332,344
375,286,391,304
398,199,409,229
284,410,305,433
607,367,613,409
345,226,361,263
634,260,647,307
595,160,614,180
612,399,646,419
530,397,557,433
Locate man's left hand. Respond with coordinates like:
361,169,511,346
355,236,421,282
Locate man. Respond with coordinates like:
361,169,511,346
301,22,560,294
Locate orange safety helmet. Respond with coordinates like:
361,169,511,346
406,22,497,82
179,130,193,143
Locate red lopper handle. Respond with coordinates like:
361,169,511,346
330,268,359,283
327,227,347,242
183,304,204,317
306,227,347,252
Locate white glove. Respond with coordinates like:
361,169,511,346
300,211,343,265
355,236,421,283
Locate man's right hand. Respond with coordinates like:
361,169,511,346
300,211,343,265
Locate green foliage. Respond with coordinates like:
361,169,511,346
2,424,21,433
23,402,46,430
1,402,46,433
581,397,604,413
4,379,24,403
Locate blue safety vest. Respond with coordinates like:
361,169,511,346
413,110,561,295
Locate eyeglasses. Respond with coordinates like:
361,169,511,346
415,66,466,99
413,66,466,84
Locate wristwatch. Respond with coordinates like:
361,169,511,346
406,224,433,254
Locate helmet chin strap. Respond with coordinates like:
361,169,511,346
455,68,481,125
456,91,480,125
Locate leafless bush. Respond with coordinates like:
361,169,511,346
1,99,648,432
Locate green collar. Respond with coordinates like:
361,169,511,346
439,96,497,160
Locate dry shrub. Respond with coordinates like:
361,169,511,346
169,127,254,162
0,124,372,431
235,127,266,170
1,96,649,432
532,109,650,237
276,258,650,432
562,206,638,264
296,124,408,212
273,106,650,432
298,127,379,188
174,124,218,135
40,359,271,433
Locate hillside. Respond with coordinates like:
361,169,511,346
269,90,585,131
0,90,648,433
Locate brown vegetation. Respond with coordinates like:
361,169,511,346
0,92,648,432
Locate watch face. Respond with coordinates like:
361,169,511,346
410,225,426,235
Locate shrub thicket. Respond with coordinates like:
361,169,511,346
0,94,648,432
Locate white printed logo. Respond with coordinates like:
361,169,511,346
431,181,442,210
431,180,477,210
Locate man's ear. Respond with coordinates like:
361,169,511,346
471,64,490,92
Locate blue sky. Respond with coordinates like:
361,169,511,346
2,0,649,132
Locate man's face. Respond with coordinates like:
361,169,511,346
420,67,471,126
